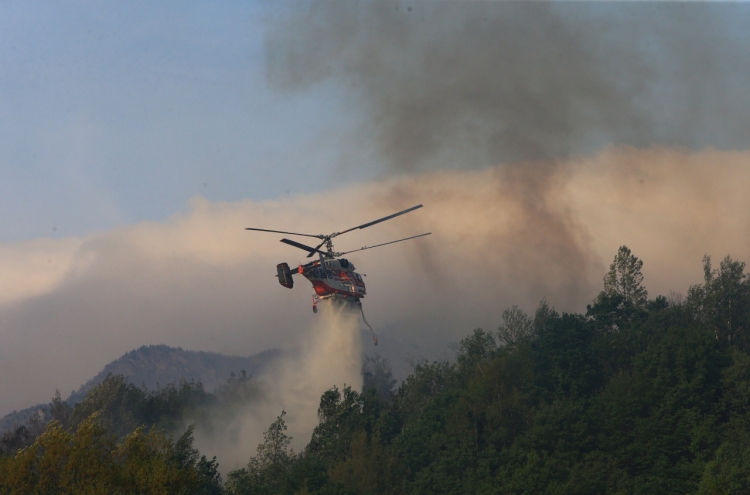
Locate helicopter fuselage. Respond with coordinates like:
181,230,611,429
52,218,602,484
275,257,366,303
300,258,366,302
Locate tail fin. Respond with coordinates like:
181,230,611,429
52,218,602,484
276,263,294,289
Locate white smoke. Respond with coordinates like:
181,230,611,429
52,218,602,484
191,301,363,470
272,301,363,447
3,146,750,468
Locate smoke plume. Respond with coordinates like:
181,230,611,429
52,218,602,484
265,1,750,171
191,302,363,470
3,147,750,423
263,1,750,341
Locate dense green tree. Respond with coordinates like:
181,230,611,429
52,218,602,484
588,246,650,338
64,373,217,437
457,328,497,376
247,412,296,488
497,305,534,348
0,425,35,458
533,298,557,334
0,413,221,494
326,431,403,495
226,412,298,495
688,255,750,346
0,402,51,457
698,348,750,494
603,245,648,307
67,375,146,437
698,437,750,495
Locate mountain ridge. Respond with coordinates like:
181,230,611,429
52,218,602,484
0,344,280,432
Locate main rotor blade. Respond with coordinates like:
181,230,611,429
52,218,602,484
337,232,431,256
306,239,328,258
280,238,327,256
246,227,322,239
334,204,423,237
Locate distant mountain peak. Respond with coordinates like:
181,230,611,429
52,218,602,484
2,345,281,432
68,345,281,402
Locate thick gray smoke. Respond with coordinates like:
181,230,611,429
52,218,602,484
264,1,750,333
265,1,750,171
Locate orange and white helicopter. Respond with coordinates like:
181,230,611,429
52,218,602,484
245,205,430,342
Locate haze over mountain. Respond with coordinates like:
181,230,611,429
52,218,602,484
3,147,750,421
0,345,280,432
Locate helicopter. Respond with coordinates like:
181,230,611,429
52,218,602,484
245,204,430,334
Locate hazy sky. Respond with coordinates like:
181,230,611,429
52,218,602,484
3,1,750,242
3,1,750,427
0,1,366,241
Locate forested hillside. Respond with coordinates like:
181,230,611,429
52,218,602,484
0,370,258,493
67,345,280,403
0,345,280,432
3,247,750,494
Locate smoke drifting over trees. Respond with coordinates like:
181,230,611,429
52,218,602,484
8,247,750,493
263,1,750,339
3,147,750,423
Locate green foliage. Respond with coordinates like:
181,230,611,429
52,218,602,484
698,348,750,494
0,415,46,458
0,413,221,494
226,411,297,495
688,255,750,346
247,411,295,489
698,437,750,495
251,249,750,494
308,387,370,464
65,374,217,437
327,432,403,495
67,375,146,437
603,245,648,307
1,368,254,492
588,246,650,336
9,247,750,494
497,305,534,348
458,328,497,376
3,367,261,459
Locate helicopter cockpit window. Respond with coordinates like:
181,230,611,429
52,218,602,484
339,259,349,268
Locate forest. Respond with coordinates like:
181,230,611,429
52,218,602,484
2,246,750,494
